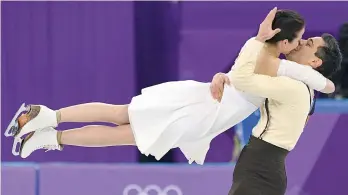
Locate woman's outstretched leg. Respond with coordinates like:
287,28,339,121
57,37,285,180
58,103,130,125
59,124,135,147
19,124,136,158
17,103,130,138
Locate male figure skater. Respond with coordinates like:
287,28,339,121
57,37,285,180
210,8,341,195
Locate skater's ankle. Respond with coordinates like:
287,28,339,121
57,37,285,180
55,110,62,124
27,105,40,120
57,131,63,145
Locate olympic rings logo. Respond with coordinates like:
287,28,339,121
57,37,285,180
123,184,183,195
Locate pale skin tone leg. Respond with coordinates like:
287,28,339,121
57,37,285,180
58,102,130,125
20,102,135,147
56,103,135,147
59,124,136,147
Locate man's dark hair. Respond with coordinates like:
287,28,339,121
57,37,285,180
266,10,305,44
314,33,342,78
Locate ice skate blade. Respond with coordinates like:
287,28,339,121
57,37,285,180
4,103,28,137
11,137,23,156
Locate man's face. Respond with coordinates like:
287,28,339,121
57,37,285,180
279,27,305,54
286,37,326,68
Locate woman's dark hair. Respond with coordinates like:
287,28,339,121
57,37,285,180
266,10,305,44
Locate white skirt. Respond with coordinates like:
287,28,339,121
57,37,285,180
128,80,263,164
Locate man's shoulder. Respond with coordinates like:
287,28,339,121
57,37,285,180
277,76,307,86
269,77,310,106
277,76,310,96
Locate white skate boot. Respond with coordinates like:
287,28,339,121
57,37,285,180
4,103,58,156
20,127,62,158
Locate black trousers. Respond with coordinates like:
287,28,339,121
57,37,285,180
229,136,289,195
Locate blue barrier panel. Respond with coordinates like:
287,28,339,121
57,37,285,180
1,163,37,195
39,163,233,195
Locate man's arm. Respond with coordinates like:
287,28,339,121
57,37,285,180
210,73,231,102
276,60,335,93
210,42,334,101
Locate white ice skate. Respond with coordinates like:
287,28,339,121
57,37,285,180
5,103,58,156
20,127,62,158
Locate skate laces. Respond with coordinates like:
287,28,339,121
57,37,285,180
35,144,60,152
35,128,61,152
